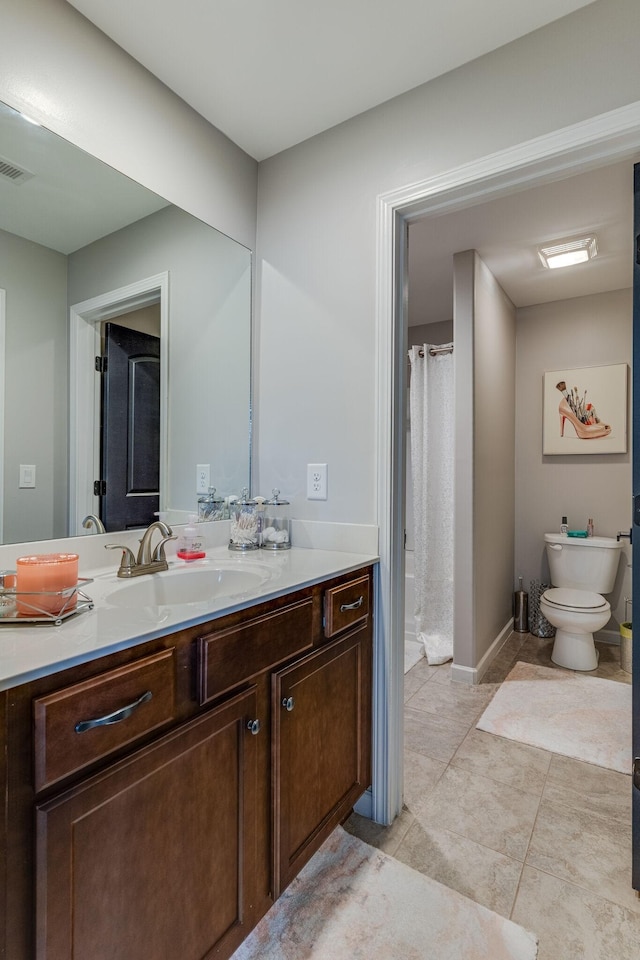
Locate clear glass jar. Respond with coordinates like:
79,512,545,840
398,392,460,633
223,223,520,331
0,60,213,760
261,489,291,550
198,487,225,522
229,488,260,551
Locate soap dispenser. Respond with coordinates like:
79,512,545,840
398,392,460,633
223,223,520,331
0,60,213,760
177,515,206,560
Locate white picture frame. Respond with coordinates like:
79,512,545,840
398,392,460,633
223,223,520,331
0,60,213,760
542,363,628,456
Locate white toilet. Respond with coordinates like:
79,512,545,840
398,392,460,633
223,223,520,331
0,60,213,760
540,533,622,671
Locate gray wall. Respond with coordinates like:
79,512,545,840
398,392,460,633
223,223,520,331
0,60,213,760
0,229,67,541
454,252,516,670
69,205,251,512
515,287,632,632
1,0,257,250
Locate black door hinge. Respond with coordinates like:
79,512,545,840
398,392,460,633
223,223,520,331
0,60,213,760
633,758,640,791
95,355,108,373
94,480,106,496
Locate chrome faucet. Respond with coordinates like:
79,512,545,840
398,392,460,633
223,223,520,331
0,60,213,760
82,514,106,534
106,521,176,578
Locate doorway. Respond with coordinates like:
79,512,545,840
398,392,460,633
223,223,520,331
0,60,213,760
371,103,640,827
68,272,168,537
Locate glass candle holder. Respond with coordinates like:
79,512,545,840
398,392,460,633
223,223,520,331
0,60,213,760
16,553,79,616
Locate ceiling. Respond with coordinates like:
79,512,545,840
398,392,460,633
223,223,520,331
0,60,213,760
408,159,633,327
0,102,168,253
67,0,595,162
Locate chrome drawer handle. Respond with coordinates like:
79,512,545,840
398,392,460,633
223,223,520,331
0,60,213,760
340,596,364,612
74,690,153,733
247,718,261,735
282,696,295,712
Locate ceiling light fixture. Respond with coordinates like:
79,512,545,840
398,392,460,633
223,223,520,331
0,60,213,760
538,235,598,270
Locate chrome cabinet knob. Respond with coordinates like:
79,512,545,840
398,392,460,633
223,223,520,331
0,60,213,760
282,696,295,712
246,718,261,735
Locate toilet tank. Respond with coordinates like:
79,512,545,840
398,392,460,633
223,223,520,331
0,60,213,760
544,533,622,593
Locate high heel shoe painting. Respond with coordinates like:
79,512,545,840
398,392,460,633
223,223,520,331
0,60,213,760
542,364,627,455
556,381,611,440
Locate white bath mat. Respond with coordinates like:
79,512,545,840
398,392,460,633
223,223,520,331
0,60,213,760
231,826,538,960
476,661,632,774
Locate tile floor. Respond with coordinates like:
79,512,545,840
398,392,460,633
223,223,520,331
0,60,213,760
345,632,639,959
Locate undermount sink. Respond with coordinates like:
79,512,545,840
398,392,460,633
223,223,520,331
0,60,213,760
105,561,270,608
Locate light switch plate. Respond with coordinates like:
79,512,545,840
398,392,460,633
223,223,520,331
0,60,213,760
19,464,36,488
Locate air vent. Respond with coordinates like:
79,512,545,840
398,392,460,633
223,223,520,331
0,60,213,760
0,156,34,185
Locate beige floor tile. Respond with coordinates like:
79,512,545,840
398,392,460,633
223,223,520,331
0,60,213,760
526,798,638,915
413,765,539,861
543,754,632,824
343,807,414,858
451,727,551,795
403,748,448,813
512,865,640,960
403,668,431,703
394,818,523,916
427,663,452,684
407,676,499,726
403,706,470,764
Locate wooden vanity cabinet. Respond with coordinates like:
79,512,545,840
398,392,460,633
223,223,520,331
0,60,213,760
0,563,373,960
36,687,260,960
272,623,371,895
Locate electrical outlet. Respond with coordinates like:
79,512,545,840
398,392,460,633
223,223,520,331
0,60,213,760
196,463,210,494
307,463,328,500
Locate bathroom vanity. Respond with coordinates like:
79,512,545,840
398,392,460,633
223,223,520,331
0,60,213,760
0,552,374,960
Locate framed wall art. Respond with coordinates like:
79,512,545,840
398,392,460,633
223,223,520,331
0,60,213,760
542,363,628,455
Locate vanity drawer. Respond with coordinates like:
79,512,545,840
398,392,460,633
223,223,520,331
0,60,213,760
198,597,313,705
33,648,176,792
324,575,370,638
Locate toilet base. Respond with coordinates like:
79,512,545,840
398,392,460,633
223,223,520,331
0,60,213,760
551,628,599,671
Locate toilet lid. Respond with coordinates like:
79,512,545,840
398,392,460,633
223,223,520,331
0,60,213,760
542,587,608,611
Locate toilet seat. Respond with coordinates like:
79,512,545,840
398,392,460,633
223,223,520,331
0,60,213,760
541,587,608,613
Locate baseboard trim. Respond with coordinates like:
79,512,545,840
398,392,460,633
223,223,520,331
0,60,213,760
451,617,513,685
353,787,373,819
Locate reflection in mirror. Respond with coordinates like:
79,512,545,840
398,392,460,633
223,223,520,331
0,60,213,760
0,100,251,544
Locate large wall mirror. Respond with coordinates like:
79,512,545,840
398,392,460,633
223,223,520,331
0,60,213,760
0,100,251,544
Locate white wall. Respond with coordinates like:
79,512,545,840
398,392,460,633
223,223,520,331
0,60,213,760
1,0,257,250
255,0,640,525
0,229,67,541
515,287,632,632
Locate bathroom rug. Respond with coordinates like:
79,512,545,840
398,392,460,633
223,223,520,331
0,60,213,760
476,661,631,774
230,826,538,960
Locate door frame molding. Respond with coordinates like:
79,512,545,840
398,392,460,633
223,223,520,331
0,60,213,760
0,289,5,543
68,273,169,536
373,101,640,825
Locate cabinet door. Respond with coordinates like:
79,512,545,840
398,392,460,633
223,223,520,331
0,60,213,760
36,688,260,960
272,627,371,895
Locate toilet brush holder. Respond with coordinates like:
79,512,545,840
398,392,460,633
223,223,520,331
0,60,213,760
514,577,529,633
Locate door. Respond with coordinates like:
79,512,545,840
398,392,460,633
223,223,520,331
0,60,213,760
100,322,160,531
272,628,371,896
633,163,640,891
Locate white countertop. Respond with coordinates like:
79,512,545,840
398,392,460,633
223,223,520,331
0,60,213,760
0,545,378,690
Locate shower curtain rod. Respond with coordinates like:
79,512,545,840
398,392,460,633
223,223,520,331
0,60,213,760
417,345,454,358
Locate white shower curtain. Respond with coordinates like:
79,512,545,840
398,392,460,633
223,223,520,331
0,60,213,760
408,343,454,665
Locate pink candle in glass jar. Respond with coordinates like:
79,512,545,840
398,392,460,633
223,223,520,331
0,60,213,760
16,553,79,616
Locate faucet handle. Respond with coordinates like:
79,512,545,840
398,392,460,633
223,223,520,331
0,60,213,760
152,535,177,563
105,544,137,577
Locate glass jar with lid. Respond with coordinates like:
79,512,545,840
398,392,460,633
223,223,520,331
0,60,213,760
198,486,225,522
261,489,291,550
229,488,260,551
